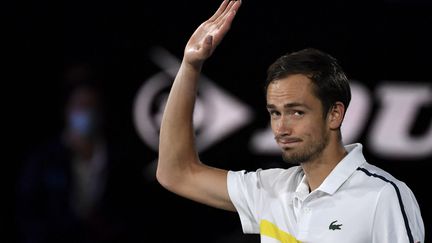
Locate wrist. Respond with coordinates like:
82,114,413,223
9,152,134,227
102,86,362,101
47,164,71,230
182,59,204,72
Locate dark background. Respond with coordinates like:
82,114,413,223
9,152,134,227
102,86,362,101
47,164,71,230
5,0,431,242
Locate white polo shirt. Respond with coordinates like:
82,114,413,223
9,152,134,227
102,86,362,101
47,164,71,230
227,143,424,243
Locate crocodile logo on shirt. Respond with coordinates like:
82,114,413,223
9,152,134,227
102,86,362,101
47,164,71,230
329,220,342,230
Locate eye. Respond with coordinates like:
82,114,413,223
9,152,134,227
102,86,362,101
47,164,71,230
291,110,305,117
268,110,281,117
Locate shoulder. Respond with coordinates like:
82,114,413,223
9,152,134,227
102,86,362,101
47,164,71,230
357,164,424,241
228,166,303,193
354,162,414,198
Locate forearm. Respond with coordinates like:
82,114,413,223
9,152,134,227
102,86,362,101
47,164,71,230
157,60,202,185
155,0,240,210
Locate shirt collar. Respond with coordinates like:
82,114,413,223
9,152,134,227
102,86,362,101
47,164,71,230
295,174,310,200
316,143,366,195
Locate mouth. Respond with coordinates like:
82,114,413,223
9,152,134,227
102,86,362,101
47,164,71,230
276,137,302,148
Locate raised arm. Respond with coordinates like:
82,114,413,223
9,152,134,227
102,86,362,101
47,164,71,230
156,0,241,211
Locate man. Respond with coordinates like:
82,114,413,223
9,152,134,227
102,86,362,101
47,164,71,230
17,78,143,243
156,0,425,242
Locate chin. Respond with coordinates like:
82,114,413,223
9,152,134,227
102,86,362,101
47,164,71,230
281,152,301,165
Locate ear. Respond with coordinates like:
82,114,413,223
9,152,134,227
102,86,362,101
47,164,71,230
327,102,345,130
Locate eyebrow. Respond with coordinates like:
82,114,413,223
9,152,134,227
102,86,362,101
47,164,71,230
266,102,311,110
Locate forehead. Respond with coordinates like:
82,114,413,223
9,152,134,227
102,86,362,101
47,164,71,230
266,74,317,104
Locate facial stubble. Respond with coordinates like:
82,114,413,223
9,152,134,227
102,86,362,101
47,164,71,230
281,129,330,165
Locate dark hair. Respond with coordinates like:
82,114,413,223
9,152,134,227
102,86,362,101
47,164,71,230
266,48,351,119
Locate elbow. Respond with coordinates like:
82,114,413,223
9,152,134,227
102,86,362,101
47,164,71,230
156,165,171,190
156,157,198,192
155,159,182,192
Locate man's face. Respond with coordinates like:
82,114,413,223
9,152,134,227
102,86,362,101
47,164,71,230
266,74,329,165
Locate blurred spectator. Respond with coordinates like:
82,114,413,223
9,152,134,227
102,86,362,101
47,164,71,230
16,64,143,243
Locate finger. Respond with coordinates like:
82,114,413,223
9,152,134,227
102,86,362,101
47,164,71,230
227,0,241,17
213,0,236,24
214,9,237,40
215,0,241,30
208,0,230,22
232,0,242,12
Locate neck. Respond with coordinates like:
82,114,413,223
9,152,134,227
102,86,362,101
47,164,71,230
301,141,347,192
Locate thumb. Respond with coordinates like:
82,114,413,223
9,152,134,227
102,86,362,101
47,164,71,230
203,35,213,56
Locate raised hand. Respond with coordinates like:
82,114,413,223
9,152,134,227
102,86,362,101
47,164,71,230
158,1,241,213
184,0,242,68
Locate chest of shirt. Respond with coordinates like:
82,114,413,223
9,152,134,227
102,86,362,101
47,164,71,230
258,191,376,242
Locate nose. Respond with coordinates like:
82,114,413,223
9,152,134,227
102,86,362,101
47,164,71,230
273,115,292,137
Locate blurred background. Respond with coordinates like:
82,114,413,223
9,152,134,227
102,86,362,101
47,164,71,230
4,0,431,242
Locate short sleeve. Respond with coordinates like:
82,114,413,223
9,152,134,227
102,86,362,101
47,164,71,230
372,182,425,243
227,170,262,234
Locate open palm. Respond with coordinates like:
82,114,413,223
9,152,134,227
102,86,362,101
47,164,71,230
184,0,241,68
